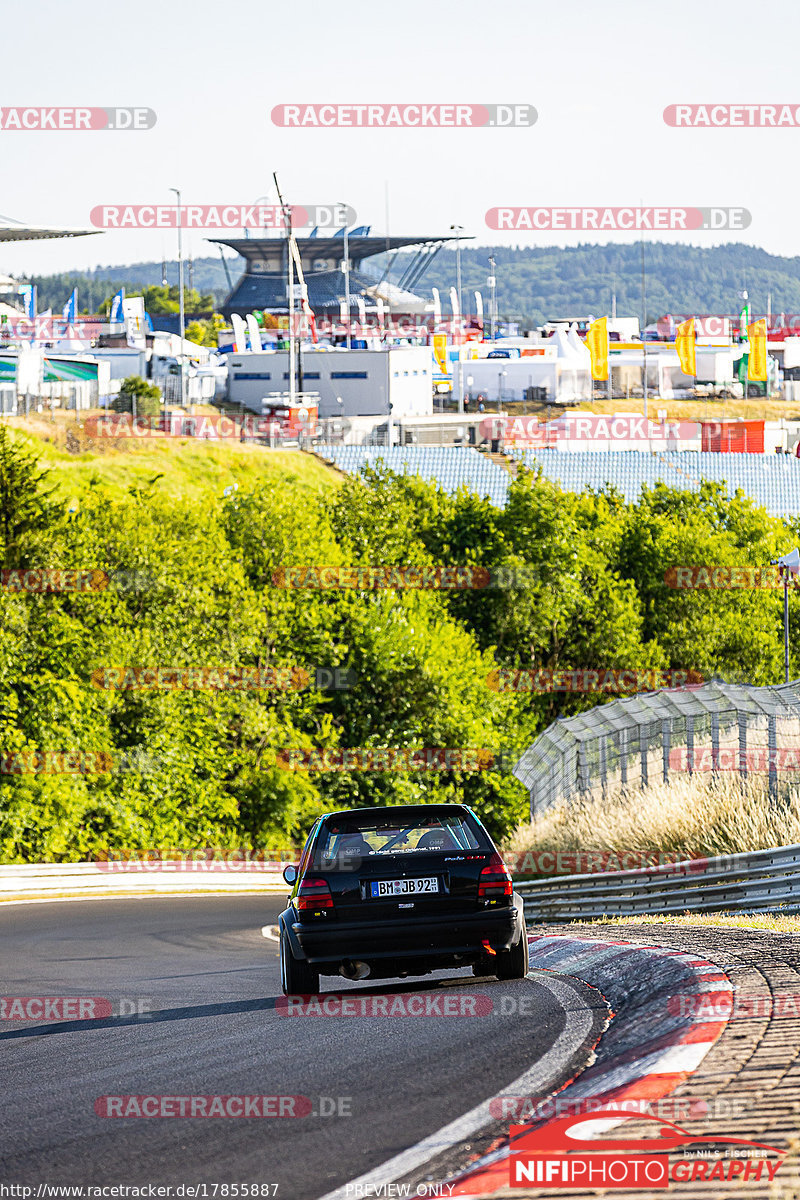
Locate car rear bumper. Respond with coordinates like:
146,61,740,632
285,904,521,964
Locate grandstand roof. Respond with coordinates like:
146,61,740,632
0,213,101,242
208,233,462,266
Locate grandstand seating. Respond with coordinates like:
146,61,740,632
313,445,800,516
509,449,800,517
314,445,511,507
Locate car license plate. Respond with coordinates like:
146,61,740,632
369,877,439,898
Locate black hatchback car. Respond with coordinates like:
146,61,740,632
278,803,528,994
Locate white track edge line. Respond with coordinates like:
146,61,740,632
315,971,598,1200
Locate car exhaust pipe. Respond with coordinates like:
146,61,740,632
339,960,370,981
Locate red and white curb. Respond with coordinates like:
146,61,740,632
317,933,733,1200
447,934,733,1195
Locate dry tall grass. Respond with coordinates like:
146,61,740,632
505,774,800,865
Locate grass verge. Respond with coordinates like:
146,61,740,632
505,774,800,866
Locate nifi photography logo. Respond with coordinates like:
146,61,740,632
507,1110,784,1189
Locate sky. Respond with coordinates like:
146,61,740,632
2,0,799,281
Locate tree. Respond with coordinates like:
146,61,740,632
100,285,214,318
186,314,226,348
140,285,213,315
112,376,162,416
0,423,62,566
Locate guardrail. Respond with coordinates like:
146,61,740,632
0,861,288,899
516,843,800,921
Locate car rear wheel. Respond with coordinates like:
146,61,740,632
495,916,529,981
280,929,320,996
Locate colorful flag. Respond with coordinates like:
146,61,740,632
747,319,767,381
739,303,750,338
449,286,461,344
433,334,449,375
62,288,77,324
675,317,696,376
109,288,125,323
20,284,37,320
431,288,442,330
585,317,609,381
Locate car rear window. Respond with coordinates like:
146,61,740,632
312,811,489,869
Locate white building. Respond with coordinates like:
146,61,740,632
458,328,592,404
227,346,434,418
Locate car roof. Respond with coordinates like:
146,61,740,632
318,803,471,823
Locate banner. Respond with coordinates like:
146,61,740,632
675,317,696,376
432,334,448,375
739,303,750,338
245,314,262,352
122,296,146,349
62,288,77,324
109,288,125,324
585,317,609,381
431,287,441,330
231,313,248,352
747,318,768,381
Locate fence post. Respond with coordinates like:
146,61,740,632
686,715,694,776
640,724,649,789
577,742,591,799
711,712,720,776
738,711,748,780
662,719,671,783
768,713,778,803
599,734,607,793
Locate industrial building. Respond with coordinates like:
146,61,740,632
227,345,434,418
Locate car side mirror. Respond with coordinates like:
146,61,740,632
283,863,298,886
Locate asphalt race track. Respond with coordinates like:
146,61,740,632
0,897,606,1199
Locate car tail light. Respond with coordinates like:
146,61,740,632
478,853,513,900
296,877,334,910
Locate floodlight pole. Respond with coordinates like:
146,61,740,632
641,240,647,420
274,173,296,407
451,224,464,336
783,566,790,684
170,188,186,409
343,221,351,349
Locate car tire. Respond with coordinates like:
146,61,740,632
495,915,529,981
280,928,320,996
